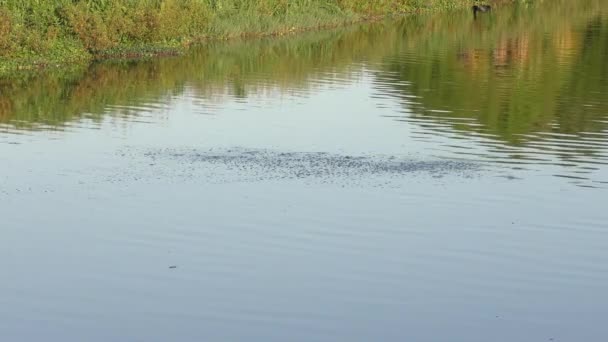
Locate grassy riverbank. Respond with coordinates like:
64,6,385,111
2,0,605,138
0,0,481,75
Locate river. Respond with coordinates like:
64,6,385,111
1,1,607,341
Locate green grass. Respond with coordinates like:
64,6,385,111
0,0,478,75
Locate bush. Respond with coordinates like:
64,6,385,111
0,9,13,54
0,0,473,69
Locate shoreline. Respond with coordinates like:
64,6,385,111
0,1,500,77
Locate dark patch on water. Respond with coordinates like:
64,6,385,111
114,147,482,186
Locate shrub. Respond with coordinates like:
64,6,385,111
0,9,13,54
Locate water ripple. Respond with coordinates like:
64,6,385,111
114,147,482,186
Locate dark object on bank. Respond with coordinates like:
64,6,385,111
473,5,492,19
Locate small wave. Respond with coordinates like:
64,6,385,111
117,147,482,186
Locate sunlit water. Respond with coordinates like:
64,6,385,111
1,1,608,341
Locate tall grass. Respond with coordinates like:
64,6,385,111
0,0,472,72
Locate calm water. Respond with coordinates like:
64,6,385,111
1,1,608,341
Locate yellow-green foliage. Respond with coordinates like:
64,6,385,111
0,9,12,53
2,0,606,152
61,0,213,51
0,0,471,69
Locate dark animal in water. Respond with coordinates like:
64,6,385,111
472,5,492,19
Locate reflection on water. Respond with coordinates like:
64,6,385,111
1,1,607,186
2,1,608,341
374,0,608,186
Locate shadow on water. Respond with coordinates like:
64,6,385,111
0,0,607,184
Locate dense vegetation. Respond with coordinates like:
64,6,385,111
1,0,606,160
0,0,477,73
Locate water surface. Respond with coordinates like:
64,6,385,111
1,1,608,341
